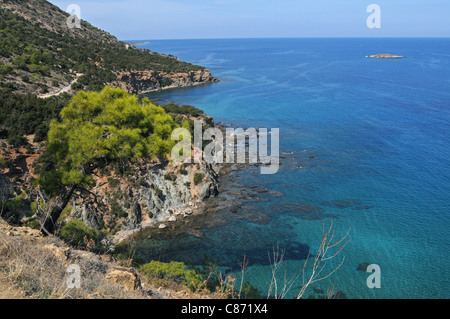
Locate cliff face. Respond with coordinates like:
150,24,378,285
113,69,219,95
0,111,222,243
70,159,221,243
0,140,222,243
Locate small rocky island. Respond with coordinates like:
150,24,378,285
367,54,405,59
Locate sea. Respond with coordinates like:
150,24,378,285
131,38,449,299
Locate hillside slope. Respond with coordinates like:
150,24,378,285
0,0,217,95
0,217,221,299
0,0,229,300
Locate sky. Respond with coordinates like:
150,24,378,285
48,0,450,40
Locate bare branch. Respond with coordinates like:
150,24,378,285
296,219,350,299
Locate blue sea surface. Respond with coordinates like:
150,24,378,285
136,38,449,299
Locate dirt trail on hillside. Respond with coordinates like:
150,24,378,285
38,73,83,99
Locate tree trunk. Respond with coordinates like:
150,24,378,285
41,183,77,235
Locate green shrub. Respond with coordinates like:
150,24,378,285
0,156,7,168
7,133,28,147
193,173,204,185
0,89,69,143
1,192,28,224
179,166,188,175
155,187,165,200
162,103,205,117
240,281,261,299
107,177,120,188
164,172,176,181
39,86,48,94
59,220,105,250
110,199,128,218
160,77,173,87
0,64,14,75
33,124,49,143
139,261,203,291
29,64,50,76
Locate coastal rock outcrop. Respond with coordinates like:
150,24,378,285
112,69,219,95
0,103,222,244
367,54,405,59
69,159,221,243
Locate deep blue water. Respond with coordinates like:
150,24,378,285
135,38,449,299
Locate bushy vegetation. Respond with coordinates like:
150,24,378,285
164,172,177,181
179,165,188,175
44,86,176,185
107,177,120,188
139,261,204,291
0,89,70,145
0,191,28,225
194,173,205,185
137,258,261,298
0,8,205,93
161,103,205,117
157,102,214,139
59,219,107,250
35,87,178,233
0,226,149,299
0,5,211,148
0,62,14,75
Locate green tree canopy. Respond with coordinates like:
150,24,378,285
39,86,177,234
46,86,176,186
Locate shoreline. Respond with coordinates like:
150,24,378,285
111,120,232,244
117,121,286,256
111,120,231,244
140,78,219,95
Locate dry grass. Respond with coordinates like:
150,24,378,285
0,219,223,299
0,230,150,299
0,276,27,299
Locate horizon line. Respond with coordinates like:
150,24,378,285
122,36,450,42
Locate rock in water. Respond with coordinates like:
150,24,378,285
367,54,405,59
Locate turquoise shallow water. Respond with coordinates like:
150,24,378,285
135,38,449,299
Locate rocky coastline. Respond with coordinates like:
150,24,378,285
112,69,219,95
0,108,223,246
0,114,281,250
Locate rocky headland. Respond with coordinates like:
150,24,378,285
0,117,225,245
113,69,219,95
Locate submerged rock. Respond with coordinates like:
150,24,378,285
321,199,363,209
268,203,337,220
352,205,374,211
357,262,372,271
